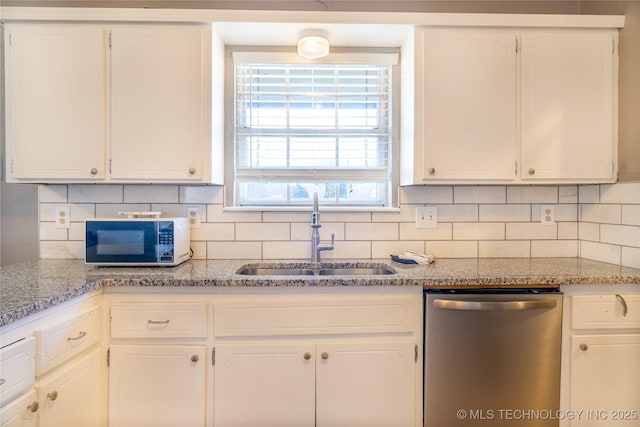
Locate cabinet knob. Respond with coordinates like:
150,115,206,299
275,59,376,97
90,168,98,175
188,167,196,175
191,354,199,363
28,401,39,413
579,343,589,352
428,167,436,175
528,168,535,175
47,391,58,401
321,352,329,360
303,352,311,360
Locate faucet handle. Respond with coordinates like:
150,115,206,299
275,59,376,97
329,233,335,246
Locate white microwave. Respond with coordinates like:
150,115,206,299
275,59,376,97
85,216,190,266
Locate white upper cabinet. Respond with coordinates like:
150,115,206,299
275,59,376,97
414,28,517,181
5,24,107,180
521,30,616,181
110,25,212,181
402,26,618,185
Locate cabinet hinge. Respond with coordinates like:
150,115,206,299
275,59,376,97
612,38,616,54
212,348,215,366
107,348,110,367
8,32,12,47
515,36,519,53
108,31,112,49
414,344,418,363
109,159,112,174
515,161,518,176
10,159,14,175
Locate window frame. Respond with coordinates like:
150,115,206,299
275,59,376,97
224,46,400,210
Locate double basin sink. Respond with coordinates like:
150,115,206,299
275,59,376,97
236,262,396,277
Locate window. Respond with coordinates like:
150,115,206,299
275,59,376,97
229,50,398,208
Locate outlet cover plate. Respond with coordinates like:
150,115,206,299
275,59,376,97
55,206,70,229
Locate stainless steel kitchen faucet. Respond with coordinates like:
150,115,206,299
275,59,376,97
311,192,334,262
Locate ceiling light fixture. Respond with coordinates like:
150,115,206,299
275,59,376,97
297,29,330,59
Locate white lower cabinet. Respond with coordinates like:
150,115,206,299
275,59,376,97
561,286,640,427
0,390,38,427
108,345,206,427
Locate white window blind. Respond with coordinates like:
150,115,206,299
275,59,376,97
233,55,394,207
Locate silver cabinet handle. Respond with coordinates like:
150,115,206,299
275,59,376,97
147,320,170,325
615,294,628,317
28,401,39,413
90,168,98,175
433,298,557,311
191,354,199,363
0,378,6,386
303,352,311,360
47,391,58,401
67,331,87,341
579,343,589,352
321,352,329,360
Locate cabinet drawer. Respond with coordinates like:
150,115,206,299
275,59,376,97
0,337,36,405
34,306,101,375
215,295,418,337
571,294,640,330
110,303,207,339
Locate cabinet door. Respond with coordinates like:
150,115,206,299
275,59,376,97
521,30,616,181
416,29,517,181
0,390,38,427
38,348,102,427
316,341,417,427
110,25,211,181
5,24,107,180
568,334,640,426
108,344,206,427
214,342,315,427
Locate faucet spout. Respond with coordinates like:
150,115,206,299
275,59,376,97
311,192,320,227
310,192,333,262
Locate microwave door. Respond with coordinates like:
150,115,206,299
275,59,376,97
86,221,158,263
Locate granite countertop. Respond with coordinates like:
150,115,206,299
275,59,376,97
1,257,640,328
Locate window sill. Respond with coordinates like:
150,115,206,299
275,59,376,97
223,206,400,213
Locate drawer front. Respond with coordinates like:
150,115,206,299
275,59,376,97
215,294,418,337
571,294,640,330
0,337,36,405
35,306,101,376
110,303,207,339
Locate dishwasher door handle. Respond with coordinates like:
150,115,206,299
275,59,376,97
433,298,557,311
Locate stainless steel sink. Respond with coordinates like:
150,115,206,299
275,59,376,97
236,263,396,276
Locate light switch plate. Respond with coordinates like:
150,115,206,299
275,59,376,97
416,207,438,229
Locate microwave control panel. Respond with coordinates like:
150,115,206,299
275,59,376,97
158,221,174,262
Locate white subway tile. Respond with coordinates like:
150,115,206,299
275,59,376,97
236,223,290,241
179,185,223,204
190,241,207,260
507,186,558,204
151,204,191,218
399,223,452,240
453,223,504,240
578,185,600,203
262,241,310,260
600,224,640,247
622,205,640,226
437,205,478,222
425,241,478,258
190,223,235,241
581,204,621,224
622,247,640,269
531,240,578,258
68,222,85,241
39,185,67,203
531,204,578,222
558,185,578,204
580,241,621,265
578,222,600,242
454,186,505,204
207,205,262,223
291,223,344,241
558,222,578,240
207,241,262,260
479,241,530,258
506,223,557,240
124,185,179,203
69,185,123,203
69,204,95,222
322,211,372,223
479,204,530,222
322,241,371,259
263,211,310,223
96,204,150,218
346,223,398,241
40,241,84,259
39,223,68,241
372,241,424,258
401,186,453,204
600,182,640,204
373,205,415,223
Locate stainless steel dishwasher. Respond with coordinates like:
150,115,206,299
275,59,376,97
424,288,563,427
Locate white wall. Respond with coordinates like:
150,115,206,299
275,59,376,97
37,182,640,268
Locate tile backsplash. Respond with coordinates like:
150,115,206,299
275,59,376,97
38,182,640,269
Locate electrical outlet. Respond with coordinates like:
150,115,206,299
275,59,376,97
55,206,70,229
416,207,437,229
541,205,555,226
186,206,201,229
